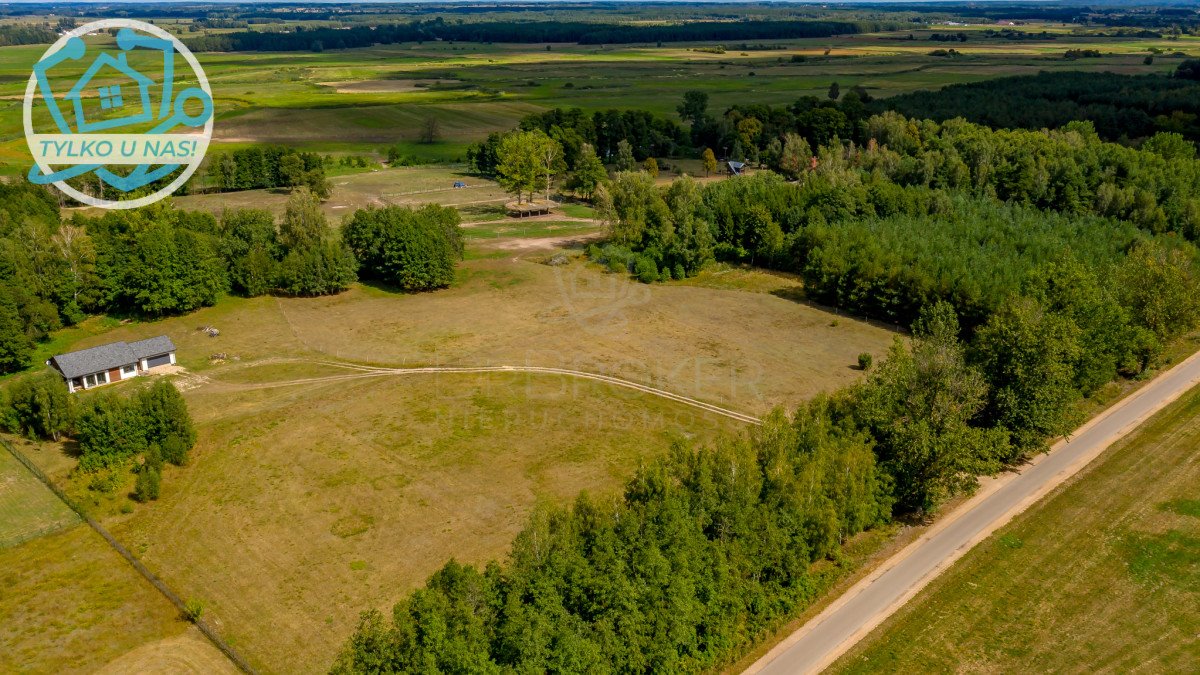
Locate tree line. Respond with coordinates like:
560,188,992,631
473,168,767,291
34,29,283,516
0,184,464,375
2,375,196,504
202,146,331,198
879,70,1200,143
186,18,882,52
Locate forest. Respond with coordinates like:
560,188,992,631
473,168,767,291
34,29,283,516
185,19,886,52
880,69,1200,143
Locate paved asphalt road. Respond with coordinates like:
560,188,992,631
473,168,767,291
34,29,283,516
748,350,1200,675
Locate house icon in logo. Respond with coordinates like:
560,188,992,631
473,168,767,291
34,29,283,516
62,52,153,133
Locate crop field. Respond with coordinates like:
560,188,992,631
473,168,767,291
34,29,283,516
832,386,1200,674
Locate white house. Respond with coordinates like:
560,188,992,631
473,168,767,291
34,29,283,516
47,336,177,393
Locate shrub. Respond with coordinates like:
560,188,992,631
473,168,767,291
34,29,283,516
133,466,161,502
858,352,873,370
634,256,659,283
183,598,204,622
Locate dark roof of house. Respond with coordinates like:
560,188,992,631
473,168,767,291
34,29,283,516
49,336,175,380
129,335,175,359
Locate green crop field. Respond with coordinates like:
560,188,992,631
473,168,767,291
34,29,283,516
833,386,1200,674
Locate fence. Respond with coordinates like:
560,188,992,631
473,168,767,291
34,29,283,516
0,437,258,674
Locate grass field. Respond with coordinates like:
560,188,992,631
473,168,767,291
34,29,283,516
0,502,234,674
832,385,1200,673
9,232,895,671
0,448,77,548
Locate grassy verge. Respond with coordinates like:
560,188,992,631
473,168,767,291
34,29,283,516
832,383,1200,673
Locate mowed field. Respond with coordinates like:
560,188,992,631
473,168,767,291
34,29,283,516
0,448,76,548
832,386,1200,674
7,231,896,671
165,164,513,221
0,460,235,674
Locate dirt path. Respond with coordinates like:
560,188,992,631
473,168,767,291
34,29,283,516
747,348,1200,675
210,358,761,426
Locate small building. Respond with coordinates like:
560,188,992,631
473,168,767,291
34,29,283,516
726,160,746,176
47,336,177,393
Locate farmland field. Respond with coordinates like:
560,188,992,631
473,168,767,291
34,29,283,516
832,386,1200,674
1,25,1197,173
4,3,1200,671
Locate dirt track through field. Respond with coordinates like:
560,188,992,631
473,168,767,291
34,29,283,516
214,358,762,425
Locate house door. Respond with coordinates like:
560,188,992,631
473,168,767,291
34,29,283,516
146,354,172,368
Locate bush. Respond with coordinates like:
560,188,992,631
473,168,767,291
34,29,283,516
133,466,161,502
858,352,873,370
672,263,686,280
183,598,204,623
634,256,659,283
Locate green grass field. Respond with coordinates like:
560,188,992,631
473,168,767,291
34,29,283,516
832,385,1200,673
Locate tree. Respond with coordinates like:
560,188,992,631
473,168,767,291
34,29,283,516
615,139,636,172
677,90,708,127
343,205,462,291
9,371,72,441
1176,59,1200,81
777,133,812,178
565,143,607,199
857,303,1007,512
0,288,32,374
135,380,196,464
133,464,161,502
643,157,659,178
974,297,1083,457
827,81,840,100
279,188,328,252
277,241,358,297
701,148,718,177
532,131,565,201
496,131,543,204
279,153,306,187
419,117,441,144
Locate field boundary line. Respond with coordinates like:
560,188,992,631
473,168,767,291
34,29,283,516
0,437,257,675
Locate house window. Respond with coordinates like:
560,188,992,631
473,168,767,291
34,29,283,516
98,85,124,110
122,364,136,376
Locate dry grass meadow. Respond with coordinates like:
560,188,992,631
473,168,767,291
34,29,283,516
0,511,234,674
7,236,896,672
